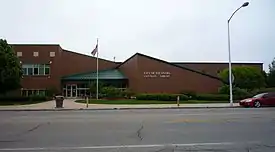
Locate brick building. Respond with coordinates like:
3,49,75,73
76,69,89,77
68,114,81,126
12,44,263,97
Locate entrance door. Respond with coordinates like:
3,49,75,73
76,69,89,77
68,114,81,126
66,84,77,98
72,85,77,97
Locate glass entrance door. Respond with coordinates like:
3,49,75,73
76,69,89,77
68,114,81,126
72,85,77,97
66,84,77,98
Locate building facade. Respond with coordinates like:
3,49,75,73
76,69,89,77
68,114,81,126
12,44,263,97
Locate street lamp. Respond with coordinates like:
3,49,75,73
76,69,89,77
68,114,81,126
228,2,249,107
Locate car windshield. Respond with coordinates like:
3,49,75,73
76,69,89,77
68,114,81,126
253,93,267,98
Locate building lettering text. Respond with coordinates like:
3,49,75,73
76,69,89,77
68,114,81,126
143,71,171,78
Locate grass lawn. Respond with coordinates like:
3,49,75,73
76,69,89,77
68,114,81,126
0,100,48,106
75,99,229,105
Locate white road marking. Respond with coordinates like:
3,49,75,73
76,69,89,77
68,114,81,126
0,142,248,151
174,112,268,116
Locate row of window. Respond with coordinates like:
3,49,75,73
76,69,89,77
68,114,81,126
21,89,46,96
17,51,55,57
22,64,50,75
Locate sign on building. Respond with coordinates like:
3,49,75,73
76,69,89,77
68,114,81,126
143,71,171,78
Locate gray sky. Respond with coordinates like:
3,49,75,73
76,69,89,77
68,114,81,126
1,0,274,71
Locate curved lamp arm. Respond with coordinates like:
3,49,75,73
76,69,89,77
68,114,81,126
228,6,242,23
228,2,249,23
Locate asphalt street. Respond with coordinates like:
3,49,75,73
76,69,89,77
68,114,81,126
0,108,275,152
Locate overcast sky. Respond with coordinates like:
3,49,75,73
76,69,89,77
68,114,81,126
0,0,274,70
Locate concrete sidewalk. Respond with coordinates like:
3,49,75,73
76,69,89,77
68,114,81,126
0,99,240,111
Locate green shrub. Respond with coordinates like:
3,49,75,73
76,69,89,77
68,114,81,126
136,94,157,100
136,94,188,101
253,88,275,94
46,87,59,97
0,96,29,102
233,88,252,99
178,94,189,101
218,85,252,100
195,94,229,101
218,85,230,94
29,95,49,101
121,89,135,99
180,90,197,99
0,95,50,103
101,87,123,98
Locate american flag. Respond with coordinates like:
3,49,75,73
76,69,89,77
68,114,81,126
91,43,98,56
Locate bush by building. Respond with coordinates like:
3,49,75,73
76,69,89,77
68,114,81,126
101,86,123,99
218,85,252,99
251,87,275,95
195,94,229,101
121,89,135,99
180,90,197,99
0,95,51,105
136,94,189,101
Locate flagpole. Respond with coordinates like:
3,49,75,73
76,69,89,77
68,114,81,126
96,38,99,100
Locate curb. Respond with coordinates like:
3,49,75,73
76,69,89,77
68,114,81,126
0,106,241,111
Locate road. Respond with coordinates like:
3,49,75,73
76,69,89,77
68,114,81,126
0,108,275,152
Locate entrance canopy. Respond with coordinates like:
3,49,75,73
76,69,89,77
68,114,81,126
61,69,128,98
62,69,127,81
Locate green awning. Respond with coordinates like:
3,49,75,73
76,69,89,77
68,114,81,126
62,69,127,80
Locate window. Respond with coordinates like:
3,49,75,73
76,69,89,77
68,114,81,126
22,90,27,96
22,64,33,75
22,68,27,75
33,90,38,95
38,90,45,95
22,64,50,76
253,93,267,98
28,67,33,75
17,52,22,57
263,93,275,98
21,89,46,96
45,64,50,75
27,90,33,96
39,64,45,75
50,52,55,57
33,52,39,57
33,64,39,75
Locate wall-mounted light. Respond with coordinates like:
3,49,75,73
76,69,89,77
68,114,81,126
49,61,52,64
19,61,22,64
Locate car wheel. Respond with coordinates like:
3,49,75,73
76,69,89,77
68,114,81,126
254,101,261,108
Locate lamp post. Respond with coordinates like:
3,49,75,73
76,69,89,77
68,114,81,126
228,2,249,107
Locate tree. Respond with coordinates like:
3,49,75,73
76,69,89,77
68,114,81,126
267,58,275,87
219,66,265,90
89,81,104,95
0,39,22,95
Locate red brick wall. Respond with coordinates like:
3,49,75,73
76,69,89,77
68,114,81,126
13,45,61,90
59,50,117,76
119,54,222,94
136,55,222,94
117,55,140,91
175,63,263,77
12,45,117,92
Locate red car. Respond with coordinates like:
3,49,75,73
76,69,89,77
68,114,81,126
239,92,275,108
